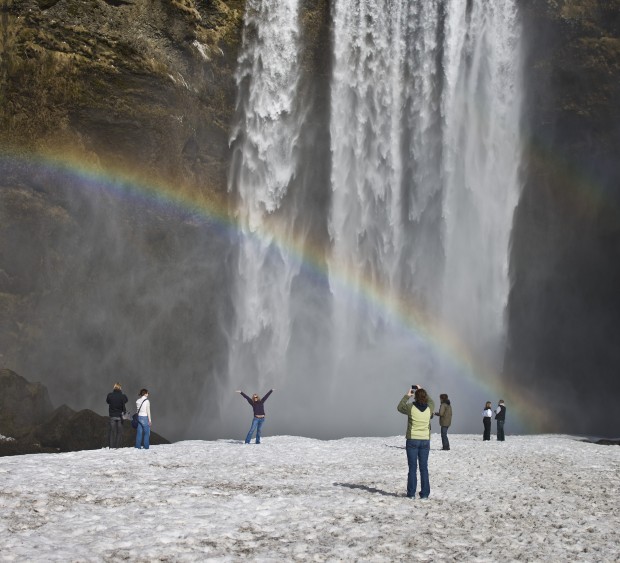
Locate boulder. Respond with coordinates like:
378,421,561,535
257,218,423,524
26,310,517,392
0,371,170,455
0,369,54,438
32,405,169,451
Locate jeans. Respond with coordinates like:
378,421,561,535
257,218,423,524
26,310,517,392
497,420,505,441
245,417,265,444
108,417,123,448
405,439,430,498
483,417,491,441
440,426,450,450
135,416,150,449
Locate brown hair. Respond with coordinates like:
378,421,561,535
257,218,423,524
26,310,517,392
440,393,448,402
485,401,492,409
415,388,428,405
139,388,149,397
113,382,122,391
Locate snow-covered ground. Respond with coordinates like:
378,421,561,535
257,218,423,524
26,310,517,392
0,434,618,561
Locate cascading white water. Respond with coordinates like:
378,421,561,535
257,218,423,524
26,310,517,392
227,0,302,395
329,0,445,359
225,0,524,436
329,0,523,381
440,1,523,370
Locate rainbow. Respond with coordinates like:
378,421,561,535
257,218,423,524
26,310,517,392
1,147,554,432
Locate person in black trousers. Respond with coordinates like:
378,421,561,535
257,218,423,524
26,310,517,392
482,401,493,441
106,382,128,448
495,399,507,441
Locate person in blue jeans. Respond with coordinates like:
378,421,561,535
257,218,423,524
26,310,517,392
236,389,274,444
135,389,151,449
397,385,434,499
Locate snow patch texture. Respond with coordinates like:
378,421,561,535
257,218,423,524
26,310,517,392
0,435,618,561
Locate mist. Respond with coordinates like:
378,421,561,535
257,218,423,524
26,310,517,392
0,160,231,442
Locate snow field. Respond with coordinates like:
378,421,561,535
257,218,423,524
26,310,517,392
0,434,618,561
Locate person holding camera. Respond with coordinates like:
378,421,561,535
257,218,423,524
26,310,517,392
434,394,452,451
397,385,435,499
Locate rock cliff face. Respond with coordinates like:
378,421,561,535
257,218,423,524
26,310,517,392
506,0,620,433
0,0,244,439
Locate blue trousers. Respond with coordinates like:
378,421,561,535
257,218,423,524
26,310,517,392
135,416,150,449
245,417,265,444
405,439,430,498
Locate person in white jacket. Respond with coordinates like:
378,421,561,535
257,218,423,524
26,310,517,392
135,389,152,449
482,401,492,441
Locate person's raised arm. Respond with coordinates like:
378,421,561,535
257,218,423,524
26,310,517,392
262,389,274,402
237,390,252,404
397,389,413,414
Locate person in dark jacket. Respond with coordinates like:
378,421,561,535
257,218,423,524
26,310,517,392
495,399,506,441
236,389,274,444
106,383,128,449
434,394,452,450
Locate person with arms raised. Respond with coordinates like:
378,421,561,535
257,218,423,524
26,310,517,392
236,389,274,444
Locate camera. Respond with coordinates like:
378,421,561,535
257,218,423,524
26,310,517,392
411,385,419,391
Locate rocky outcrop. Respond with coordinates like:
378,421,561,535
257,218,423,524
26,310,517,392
506,0,620,433
0,368,54,436
31,405,168,451
0,369,169,455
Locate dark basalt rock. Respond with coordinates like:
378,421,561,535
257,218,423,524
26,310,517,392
505,0,620,435
31,405,169,452
0,368,54,438
0,370,169,456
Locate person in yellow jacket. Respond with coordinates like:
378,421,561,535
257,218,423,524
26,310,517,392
397,385,435,499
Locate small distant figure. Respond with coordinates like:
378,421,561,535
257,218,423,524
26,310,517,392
135,389,152,450
434,394,452,451
495,399,506,441
106,382,128,449
236,389,274,444
482,401,492,441
397,385,435,499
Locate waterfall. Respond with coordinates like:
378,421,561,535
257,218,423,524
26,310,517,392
227,0,303,395
440,1,523,370
329,0,445,359
225,0,524,436
329,0,523,384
